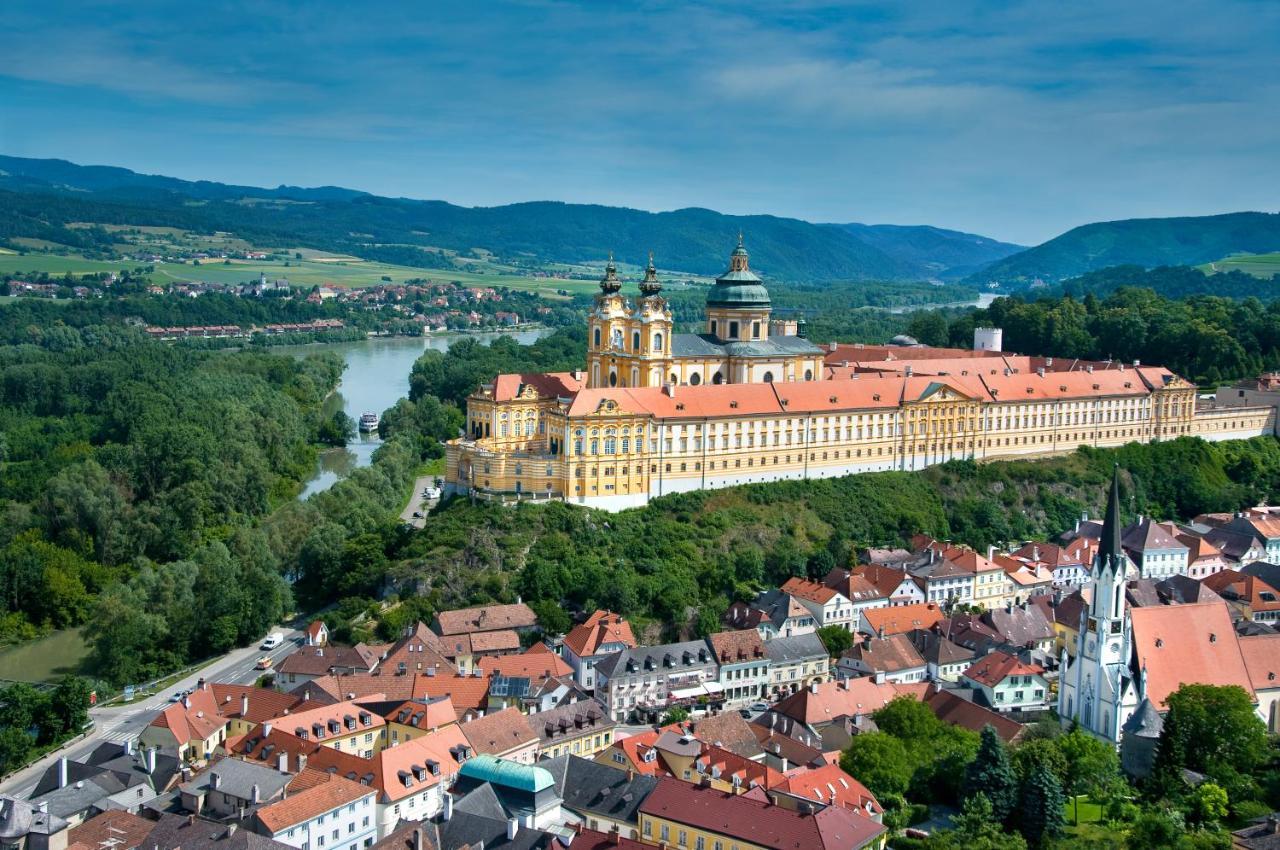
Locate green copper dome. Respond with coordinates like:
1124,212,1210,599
707,235,769,309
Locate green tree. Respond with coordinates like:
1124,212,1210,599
48,676,94,735
816,625,853,657
841,732,913,798
1154,684,1268,787
1016,763,1065,848
1187,782,1229,828
660,706,689,726
0,727,33,773
1056,726,1119,824
924,792,1028,850
965,725,1019,824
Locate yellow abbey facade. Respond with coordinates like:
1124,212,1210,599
445,239,1277,511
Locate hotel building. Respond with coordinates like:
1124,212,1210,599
445,239,1276,511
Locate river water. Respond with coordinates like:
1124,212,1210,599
283,329,551,497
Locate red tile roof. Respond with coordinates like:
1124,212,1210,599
435,603,537,636
782,577,838,604
147,686,224,746
477,645,573,683
460,707,537,757
68,810,154,850
1239,634,1280,693
962,651,1044,688
861,603,943,636
1130,602,1256,709
254,771,374,833
563,610,637,658
708,630,767,664
777,763,881,815
640,779,885,850
772,678,907,727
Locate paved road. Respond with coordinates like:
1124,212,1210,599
398,476,440,528
0,624,304,798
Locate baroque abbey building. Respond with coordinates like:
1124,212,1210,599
445,239,1276,510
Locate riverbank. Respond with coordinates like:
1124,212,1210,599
284,327,553,497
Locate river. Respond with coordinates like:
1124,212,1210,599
283,329,552,497
882,291,999,314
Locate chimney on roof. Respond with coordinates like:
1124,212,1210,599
250,784,260,804
58,757,69,789
241,694,250,718
183,696,190,710
278,752,288,773
209,772,221,790
874,670,886,685
506,818,518,841
146,747,157,774
412,829,424,850
123,739,133,756
444,790,454,821
297,753,307,772
663,382,676,397
809,681,818,695
987,545,997,560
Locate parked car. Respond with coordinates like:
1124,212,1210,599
749,702,770,712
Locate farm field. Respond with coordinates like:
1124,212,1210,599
1200,251,1280,278
0,250,711,296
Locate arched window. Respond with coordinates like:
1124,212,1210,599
653,333,663,352
669,372,678,384
630,367,639,387
514,462,523,476
621,437,630,453
632,331,641,351
712,371,724,385
804,369,813,381
592,363,600,386
500,423,508,437
604,436,617,454
590,439,599,455
593,327,601,348
710,320,718,337
690,373,702,386
763,371,774,383
611,328,623,350
609,371,618,387
524,419,534,436
729,321,739,339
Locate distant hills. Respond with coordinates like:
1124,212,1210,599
968,211,1280,285
0,155,1015,282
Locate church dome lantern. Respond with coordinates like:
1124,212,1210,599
599,252,622,294
706,233,770,309
638,251,662,296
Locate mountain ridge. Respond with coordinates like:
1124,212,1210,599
0,155,1012,282
968,211,1280,285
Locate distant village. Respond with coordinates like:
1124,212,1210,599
6,270,557,338
4,472,1278,850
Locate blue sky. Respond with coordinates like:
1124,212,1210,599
1,0,1277,245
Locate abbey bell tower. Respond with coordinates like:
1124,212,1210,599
585,253,674,389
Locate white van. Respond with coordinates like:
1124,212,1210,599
261,632,284,650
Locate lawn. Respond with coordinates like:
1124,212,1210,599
1065,794,1104,824
1200,252,1280,278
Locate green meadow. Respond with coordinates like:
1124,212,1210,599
1200,251,1280,278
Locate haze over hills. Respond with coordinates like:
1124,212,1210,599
968,211,1280,285
0,155,1011,283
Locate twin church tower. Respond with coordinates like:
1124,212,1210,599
584,237,823,391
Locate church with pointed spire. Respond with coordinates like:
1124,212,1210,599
1058,466,1140,742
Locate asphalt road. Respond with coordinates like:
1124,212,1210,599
398,476,440,529
0,624,304,799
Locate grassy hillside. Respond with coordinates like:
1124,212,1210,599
1200,251,1280,279
382,436,1280,639
968,211,1280,285
0,155,1010,283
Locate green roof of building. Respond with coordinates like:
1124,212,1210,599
457,754,554,794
